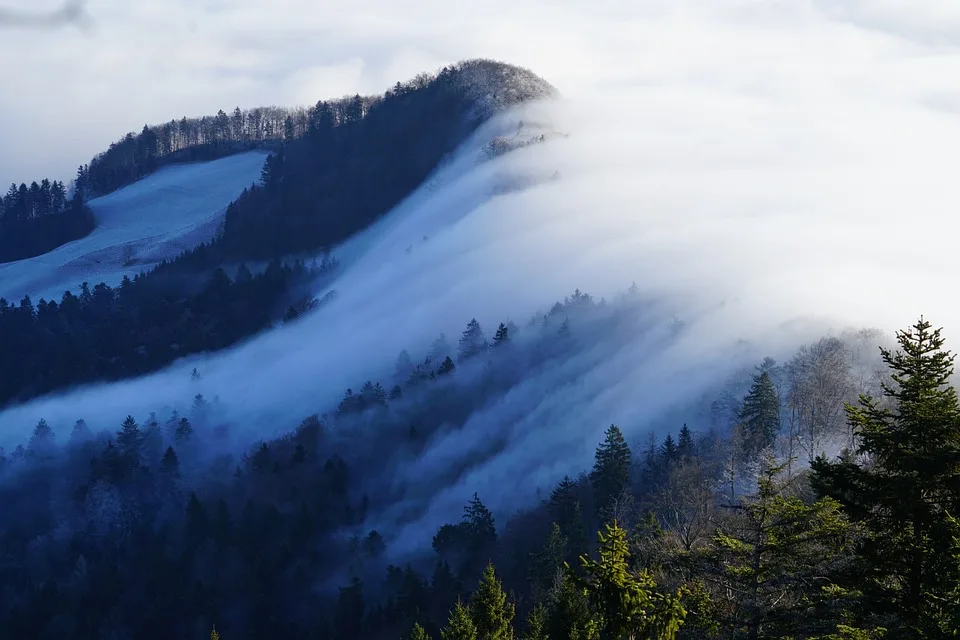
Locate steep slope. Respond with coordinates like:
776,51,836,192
219,59,555,259
0,151,268,302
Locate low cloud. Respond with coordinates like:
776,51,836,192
3,0,960,555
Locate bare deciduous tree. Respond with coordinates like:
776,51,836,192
654,460,718,552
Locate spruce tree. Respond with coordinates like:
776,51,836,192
28,418,55,456
410,622,432,640
812,318,960,636
590,424,632,517
492,323,510,348
531,523,568,595
470,563,515,640
572,521,686,640
520,604,548,640
459,319,488,362
175,417,194,443
706,459,855,639
439,356,457,376
442,600,478,640
738,371,781,459
677,424,695,459
549,475,579,532
70,418,91,445
115,415,142,460
463,493,497,549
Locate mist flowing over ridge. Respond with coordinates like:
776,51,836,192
4,1,960,559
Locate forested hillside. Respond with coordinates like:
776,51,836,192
0,60,549,409
3,265,956,638
0,178,93,263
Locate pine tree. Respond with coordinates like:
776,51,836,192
470,563,515,640
442,600,478,640
545,572,596,640
492,323,509,348
160,447,180,480
439,356,456,376
115,415,142,459
738,370,781,459
812,317,960,635
572,521,687,640
590,424,632,517
459,319,488,361
707,458,855,639
549,475,579,534
531,523,568,595
463,493,497,549
410,622,432,640
28,418,55,456
660,434,678,466
70,418,91,445
175,417,194,442
520,604,548,640
677,424,695,459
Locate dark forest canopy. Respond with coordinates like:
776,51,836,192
0,310,955,639
0,250,338,409
219,59,554,260
0,176,93,262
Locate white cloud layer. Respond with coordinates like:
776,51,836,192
4,0,960,551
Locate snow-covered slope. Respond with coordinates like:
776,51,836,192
0,151,268,302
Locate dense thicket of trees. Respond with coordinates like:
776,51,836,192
0,250,337,408
219,59,552,259
83,106,303,198
2,291,955,638
0,174,93,262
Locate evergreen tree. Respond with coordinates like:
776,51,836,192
706,459,855,639
520,604,548,640
677,424,695,459
69,418,91,445
590,424,632,517
549,475,579,534
442,600,478,640
411,622,432,640
396,349,415,380
571,521,687,640
492,323,510,348
28,418,55,456
175,417,194,443
470,563,515,640
115,415,142,460
463,493,497,549
531,522,568,595
545,572,596,640
439,356,456,376
660,434,678,466
812,318,960,636
738,371,781,459
459,319,488,361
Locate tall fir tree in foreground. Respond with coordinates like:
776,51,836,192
570,521,686,640
590,424,632,518
812,317,960,637
470,564,515,640
737,370,781,460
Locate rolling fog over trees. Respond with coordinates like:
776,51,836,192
4,1,960,638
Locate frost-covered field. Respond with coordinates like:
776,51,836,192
0,151,268,302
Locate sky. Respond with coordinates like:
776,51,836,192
4,0,960,187
5,0,960,550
